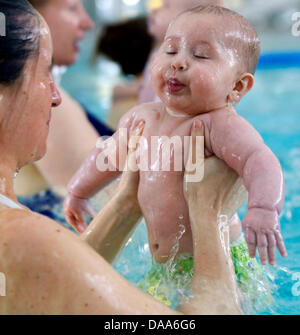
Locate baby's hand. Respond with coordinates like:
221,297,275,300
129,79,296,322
63,193,96,233
242,207,287,265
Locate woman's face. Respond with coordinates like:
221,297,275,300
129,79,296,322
12,18,62,165
38,0,93,66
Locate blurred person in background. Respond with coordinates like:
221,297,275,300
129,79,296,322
15,0,114,227
94,17,154,129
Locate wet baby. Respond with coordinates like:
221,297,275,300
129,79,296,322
64,6,287,267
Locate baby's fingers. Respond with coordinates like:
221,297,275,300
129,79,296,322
266,232,277,265
275,231,288,258
67,211,86,234
257,232,268,265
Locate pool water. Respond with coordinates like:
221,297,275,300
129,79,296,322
111,66,300,315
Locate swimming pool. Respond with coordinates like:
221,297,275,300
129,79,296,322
62,52,300,315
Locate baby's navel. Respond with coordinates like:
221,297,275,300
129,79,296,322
152,243,159,251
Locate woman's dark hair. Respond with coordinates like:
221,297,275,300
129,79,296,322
96,17,154,76
0,0,40,85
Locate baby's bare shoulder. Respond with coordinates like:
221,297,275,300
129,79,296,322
119,102,164,128
210,107,257,134
132,101,164,115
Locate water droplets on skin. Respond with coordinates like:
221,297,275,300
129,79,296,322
165,107,191,118
13,169,19,178
232,153,241,161
217,214,231,257
141,221,194,308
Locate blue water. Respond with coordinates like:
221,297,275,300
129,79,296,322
62,63,300,314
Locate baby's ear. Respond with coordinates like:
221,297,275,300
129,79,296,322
228,73,254,104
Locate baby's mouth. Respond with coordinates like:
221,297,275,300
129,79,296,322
167,78,186,93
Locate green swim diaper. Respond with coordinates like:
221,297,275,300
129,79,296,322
138,235,273,309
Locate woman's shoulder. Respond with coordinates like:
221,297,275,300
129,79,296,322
0,208,76,249
0,208,106,314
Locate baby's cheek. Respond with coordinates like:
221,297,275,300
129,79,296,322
192,70,214,93
151,62,165,90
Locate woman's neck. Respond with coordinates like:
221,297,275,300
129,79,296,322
0,160,19,202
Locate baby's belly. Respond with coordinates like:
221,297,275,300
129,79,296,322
138,171,193,263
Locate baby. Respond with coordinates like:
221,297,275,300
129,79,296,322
64,5,287,268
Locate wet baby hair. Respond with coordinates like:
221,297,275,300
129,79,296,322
0,0,41,85
178,5,261,75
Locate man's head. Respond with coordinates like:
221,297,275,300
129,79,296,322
148,0,225,41
151,5,260,115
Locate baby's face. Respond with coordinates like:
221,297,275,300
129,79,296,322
151,13,241,115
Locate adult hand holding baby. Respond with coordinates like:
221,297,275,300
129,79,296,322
80,121,144,263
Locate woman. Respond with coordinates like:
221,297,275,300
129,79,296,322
15,0,113,196
0,0,243,314
15,0,116,228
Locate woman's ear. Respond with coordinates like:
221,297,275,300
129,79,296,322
227,73,254,105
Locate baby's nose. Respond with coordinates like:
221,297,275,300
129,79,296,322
171,57,188,71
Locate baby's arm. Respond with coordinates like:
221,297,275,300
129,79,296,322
210,110,287,265
64,107,140,232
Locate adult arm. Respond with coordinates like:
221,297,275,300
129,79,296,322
180,120,245,315
80,122,144,263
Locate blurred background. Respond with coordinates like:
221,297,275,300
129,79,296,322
60,0,300,125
